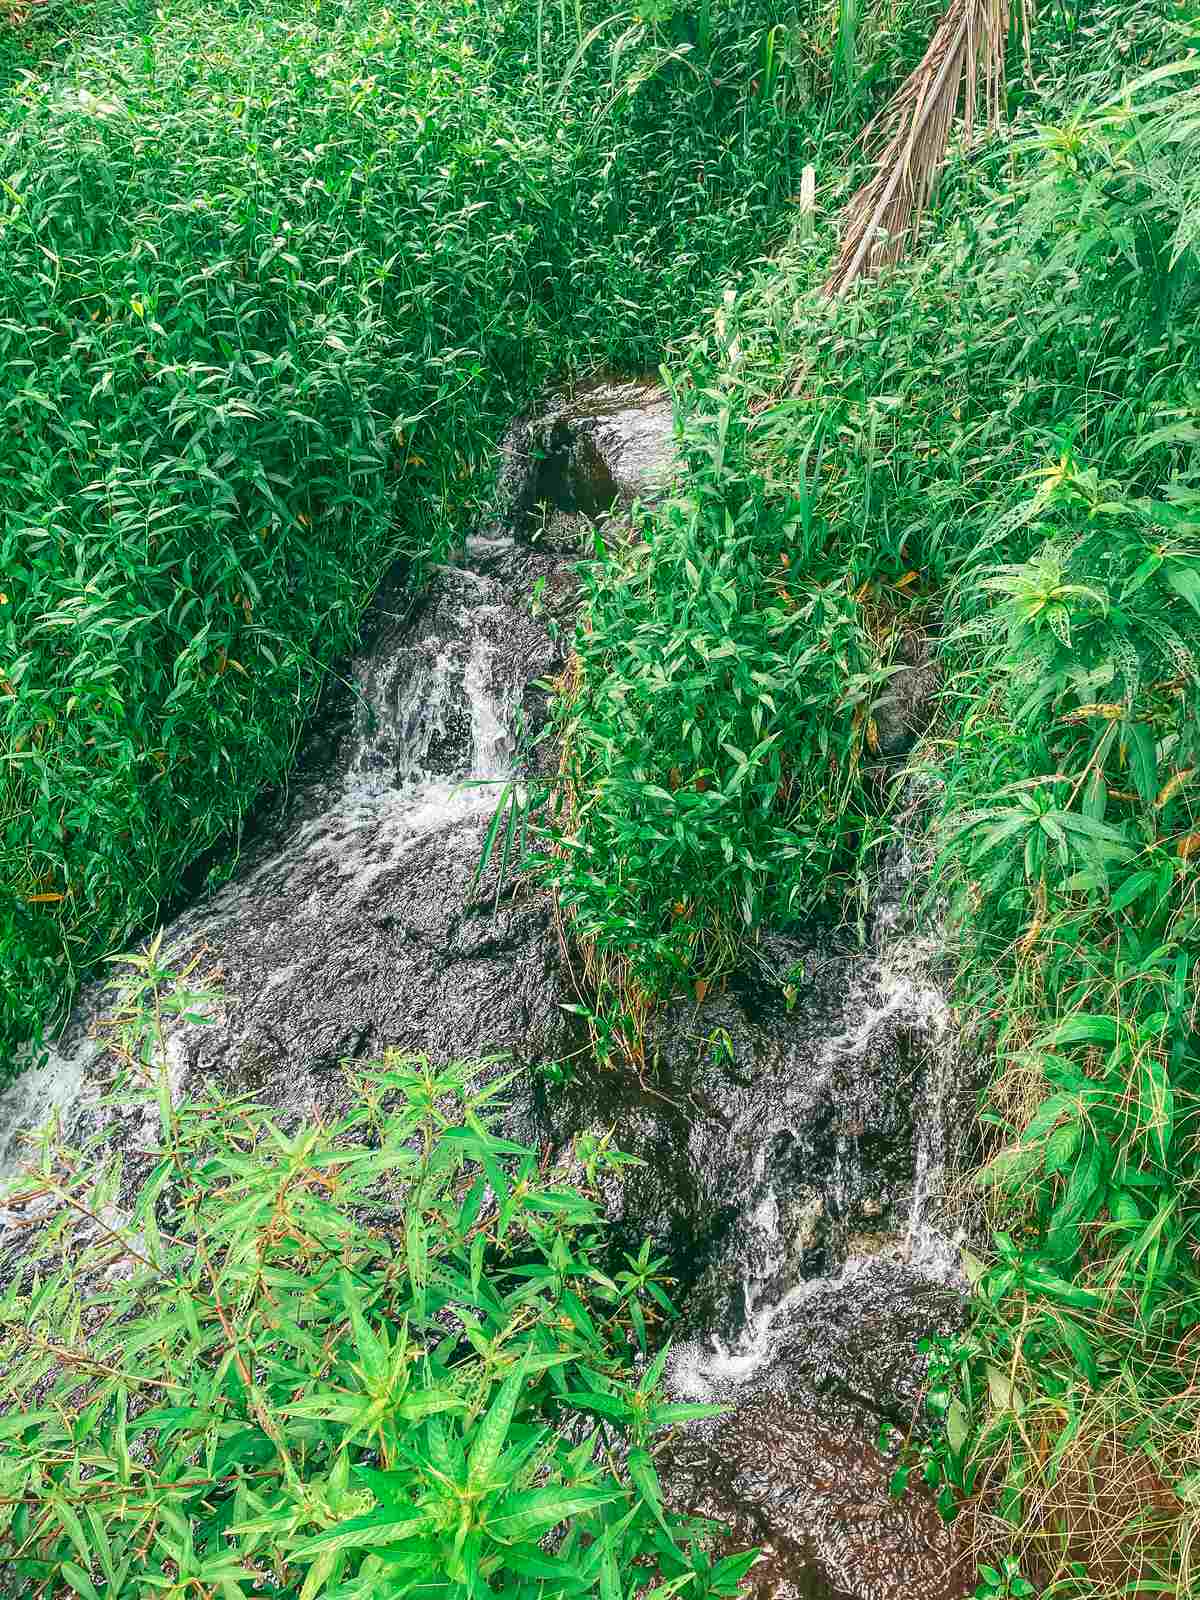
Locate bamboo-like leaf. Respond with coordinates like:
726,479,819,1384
291,1505,434,1558
487,1484,620,1539
468,1355,527,1487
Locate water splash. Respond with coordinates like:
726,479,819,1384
0,554,527,1185
666,856,966,1417
0,1034,101,1186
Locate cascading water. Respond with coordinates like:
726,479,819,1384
0,534,569,1181
668,901,965,1407
0,380,973,1599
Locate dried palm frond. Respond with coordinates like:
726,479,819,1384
826,0,1034,296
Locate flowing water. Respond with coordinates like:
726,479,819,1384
0,380,973,1599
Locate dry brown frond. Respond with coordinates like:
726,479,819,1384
826,0,1034,296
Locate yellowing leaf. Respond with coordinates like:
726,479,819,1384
1156,767,1195,809
1061,703,1125,723
986,1365,1024,1414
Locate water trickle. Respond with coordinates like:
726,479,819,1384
0,542,561,1182
0,1035,100,1184
532,824,972,1598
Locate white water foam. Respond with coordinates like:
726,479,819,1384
0,1033,101,1185
1,562,525,1191
668,902,966,1416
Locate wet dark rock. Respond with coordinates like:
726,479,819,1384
535,920,961,1367
498,373,675,549
538,957,917,1295
733,1253,966,1422
663,1398,972,1600
869,632,939,759
36,547,573,1164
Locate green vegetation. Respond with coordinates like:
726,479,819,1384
540,2,1186,1000
914,81,1200,1595
6,0,1200,1590
0,0,935,1063
541,0,1200,1589
0,949,752,1598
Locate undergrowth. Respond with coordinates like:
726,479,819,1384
0,948,749,1598
0,0,943,1064
543,0,1200,1590
8,0,1200,1588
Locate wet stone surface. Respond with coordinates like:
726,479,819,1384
1,377,973,1600
663,1398,972,1600
498,372,676,545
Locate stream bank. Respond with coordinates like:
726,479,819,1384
1,380,973,1600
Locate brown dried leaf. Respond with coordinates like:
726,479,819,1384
827,0,1034,296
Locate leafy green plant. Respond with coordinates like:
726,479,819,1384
895,50,1200,1599
536,4,1200,1591
0,950,756,1598
535,353,884,998
974,1556,1037,1600
4,0,917,1066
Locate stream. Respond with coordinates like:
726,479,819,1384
0,379,975,1600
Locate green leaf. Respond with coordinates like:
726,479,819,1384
945,1399,970,1454
468,1355,527,1487
1040,1014,1119,1049
291,1506,434,1559
986,1366,1025,1414
50,1494,93,1569
626,1447,670,1534
1138,1051,1175,1164
1042,1119,1082,1177
506,1544,592,1581
61,1564,100,1600
1164,562,1200,618
1110,870,1157,913
1055,1316,1098,1385
560,1389,634,1421
646,1401,726,1426
487,1484,621,1539
709,1548,761,1593
1127,722,1158,808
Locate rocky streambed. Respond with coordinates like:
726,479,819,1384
0,378,974,1600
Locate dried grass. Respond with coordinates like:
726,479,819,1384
968,1379,1200,1597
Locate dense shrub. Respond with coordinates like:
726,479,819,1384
550,2,1200,1588
0,0,926,1060
0,954,750,1598
543,1,1191,1011
538,365,880,1015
